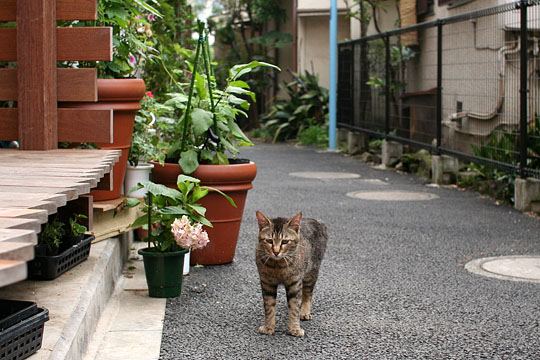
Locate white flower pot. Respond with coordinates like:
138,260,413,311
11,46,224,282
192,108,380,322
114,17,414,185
183,250,190,275
124,162,154,198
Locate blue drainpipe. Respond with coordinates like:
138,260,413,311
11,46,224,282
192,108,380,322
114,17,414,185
328,0,337,151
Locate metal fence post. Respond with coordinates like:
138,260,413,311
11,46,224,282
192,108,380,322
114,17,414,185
519,0,528,177
385,36,390,137
436,20,443,154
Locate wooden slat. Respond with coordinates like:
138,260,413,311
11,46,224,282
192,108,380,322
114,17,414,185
0,187,78,201
0,108,114,143
0,28,16,62
0,200,59,214
0,208,48,224
0,178,89,194
0,218,40,233
17,0,58,150
0,168,99,179
59,108,114,143
0,228,37,244
0,27,112,62
0,175,98,188
0,0,97,21
0,242,34,261
0,260,26,288
0,68,16,100
58,27,113,61
96,172,113,191
0,68,96,102
0,108,17,141
0,193,67,207
58,68,98,102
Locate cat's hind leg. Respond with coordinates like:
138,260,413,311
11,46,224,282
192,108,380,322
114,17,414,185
300,269,320,320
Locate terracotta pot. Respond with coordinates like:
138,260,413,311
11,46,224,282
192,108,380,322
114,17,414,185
151,161,257,265
62,79,146,201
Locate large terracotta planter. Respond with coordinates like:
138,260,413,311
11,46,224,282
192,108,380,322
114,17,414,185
62,79,146,201
151,161,257,265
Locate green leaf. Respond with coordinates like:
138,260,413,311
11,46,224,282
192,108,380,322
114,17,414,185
177,174,201,184
190,108,213,136
229,80,250,89
229,61,281,81
138,181,182,199
191,187,209,202
179,150,199,174
195,73,207,100
187,204,206,216
125,198,141,208
215,152,229,165
131,214,150,229
203,186,237,208
195,216,213,228
160,206,189,215
132,0,162,17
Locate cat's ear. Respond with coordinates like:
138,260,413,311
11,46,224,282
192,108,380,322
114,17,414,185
256,211,272,230
287,212,302,233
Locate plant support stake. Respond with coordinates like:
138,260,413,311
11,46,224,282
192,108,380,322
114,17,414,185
180,21,205,153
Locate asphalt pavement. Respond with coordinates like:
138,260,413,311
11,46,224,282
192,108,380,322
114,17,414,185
160,143,540,360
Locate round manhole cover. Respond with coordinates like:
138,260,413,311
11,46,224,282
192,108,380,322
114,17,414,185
289,172,360,180
346,191,439,201
465,256,540,283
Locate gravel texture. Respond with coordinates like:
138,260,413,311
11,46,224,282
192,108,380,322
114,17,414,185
160,143,540,360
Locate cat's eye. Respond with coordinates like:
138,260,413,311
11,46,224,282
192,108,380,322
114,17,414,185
265,239,273,244
281,240,289,245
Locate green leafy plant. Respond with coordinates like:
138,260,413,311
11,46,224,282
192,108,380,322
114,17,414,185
69,214,88,240
298,125,328,147
154,22,279,173
128,175,236,252
91,0,162,78
39,217,66,255
129,92,167,166
210,0,290,122
261,71,328,143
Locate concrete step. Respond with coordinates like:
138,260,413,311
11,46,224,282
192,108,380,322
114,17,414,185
83,242,165,360
531,201,540,214
0,234,130,360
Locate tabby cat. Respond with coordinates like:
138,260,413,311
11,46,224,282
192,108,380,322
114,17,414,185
255,211,328,337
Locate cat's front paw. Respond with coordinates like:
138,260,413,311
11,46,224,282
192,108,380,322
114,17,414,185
257,325,275,335
287,327,305,337
300,312,312,321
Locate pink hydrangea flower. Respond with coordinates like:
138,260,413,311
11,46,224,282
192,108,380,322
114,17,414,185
171,216,209,250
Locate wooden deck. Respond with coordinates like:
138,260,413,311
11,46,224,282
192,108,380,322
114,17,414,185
0,148,121,287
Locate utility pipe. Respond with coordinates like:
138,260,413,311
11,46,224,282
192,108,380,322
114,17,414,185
329,0,337,150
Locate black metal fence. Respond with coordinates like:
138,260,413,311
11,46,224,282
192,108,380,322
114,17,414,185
338,0,540,178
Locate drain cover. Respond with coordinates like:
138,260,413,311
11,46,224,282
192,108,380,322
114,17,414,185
346,191,438,201
465,256,540,283
289,172,360,180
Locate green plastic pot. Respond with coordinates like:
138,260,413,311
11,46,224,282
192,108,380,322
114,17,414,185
138,247,188,298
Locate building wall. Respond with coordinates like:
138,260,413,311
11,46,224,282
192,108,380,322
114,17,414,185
298,14,350,88
345,0,540,153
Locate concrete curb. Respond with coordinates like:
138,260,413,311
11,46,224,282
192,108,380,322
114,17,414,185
48,236,127,360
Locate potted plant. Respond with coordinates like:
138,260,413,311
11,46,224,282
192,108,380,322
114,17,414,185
124,92,165,198
150,21,279,265
60,0,162,200
29,214,93,280
128,175,234,297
